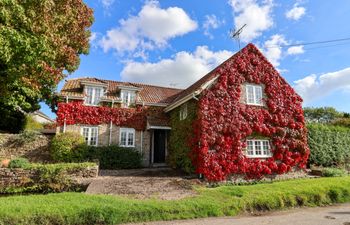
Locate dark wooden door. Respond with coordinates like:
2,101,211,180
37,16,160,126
153,130,166,163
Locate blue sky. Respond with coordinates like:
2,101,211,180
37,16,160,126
41,0,350,118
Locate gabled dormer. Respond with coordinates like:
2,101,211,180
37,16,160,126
117,85,141,108
81,80,108,106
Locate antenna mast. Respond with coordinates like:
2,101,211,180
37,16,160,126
230,24,246,49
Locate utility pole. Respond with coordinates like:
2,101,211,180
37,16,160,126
230,24,246,50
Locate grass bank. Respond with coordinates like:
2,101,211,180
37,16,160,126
0,177,350,224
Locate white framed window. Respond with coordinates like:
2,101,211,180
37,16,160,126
81,127,98,146
85,86,103,106
245,139,272,158
245,84,263,106
119,128,135,147
179,103,188,120
121,90,136,108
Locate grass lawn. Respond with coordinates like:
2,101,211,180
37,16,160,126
1,177,350,225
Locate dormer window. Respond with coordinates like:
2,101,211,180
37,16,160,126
245,84,263,106
121,90,136,108
85,86,103,106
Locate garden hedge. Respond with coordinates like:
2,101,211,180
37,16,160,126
307,123,350,167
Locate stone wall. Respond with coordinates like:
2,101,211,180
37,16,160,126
0,133,52,162
0,165,98,188
61,124,152,166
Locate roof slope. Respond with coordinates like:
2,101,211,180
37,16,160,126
60,77,183,105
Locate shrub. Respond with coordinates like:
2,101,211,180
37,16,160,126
50,132,87,162
11,130,40,146
322,168,348,177
86,145,142,169
307,123,350,167
24,115,44,130
8,157,31,169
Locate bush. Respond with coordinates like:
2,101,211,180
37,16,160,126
322,168,348,177
11,130,40,146
307,123,350,167
0,162,97,194
86,145,142,169
8,157,30,169
24,115,44,130
51,132,87,162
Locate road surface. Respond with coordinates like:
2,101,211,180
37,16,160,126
127,204,350,225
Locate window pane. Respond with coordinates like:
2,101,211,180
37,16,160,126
94,88,101,105
263,140,270,155
86,87,93,105
254,86,262,105
90,128,98,146
254,141,262,155
246,85,255,104
82,128,89,144
121,132,127,146
247,140,254,155
128,132,134,146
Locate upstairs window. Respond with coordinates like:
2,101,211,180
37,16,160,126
121,90,136,108
119,128,135,147
245,139,272,158
82,127,98,146
245,84,263,106
85,86,103,106
179,103,188,120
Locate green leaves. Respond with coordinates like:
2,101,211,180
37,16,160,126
0,0,93,132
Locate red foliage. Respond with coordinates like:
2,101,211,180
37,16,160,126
56,101,147,130
190,44,309,181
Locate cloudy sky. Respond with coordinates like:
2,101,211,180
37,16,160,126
41,0,350,118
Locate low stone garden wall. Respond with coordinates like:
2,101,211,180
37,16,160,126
0,164,98,188
0,133,52,162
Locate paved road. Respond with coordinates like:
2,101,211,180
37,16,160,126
128,204,350,225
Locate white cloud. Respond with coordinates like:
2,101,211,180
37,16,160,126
261,34,287,67
100,0,115,10
285,4,306,21
203,15,224,39
121,46,233,88
287,45,304,55
100,0,197,56
294,67,350,103
228,0,274,42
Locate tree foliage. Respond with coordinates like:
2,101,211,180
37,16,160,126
0,0,93,132
303,107,343,123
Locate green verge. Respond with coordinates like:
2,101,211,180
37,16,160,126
0,177,350,224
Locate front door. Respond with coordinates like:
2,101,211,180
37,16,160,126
153,130,166,163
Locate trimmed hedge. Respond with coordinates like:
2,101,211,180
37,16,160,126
308,123,350,167
85,145,142,169
51,132,87,162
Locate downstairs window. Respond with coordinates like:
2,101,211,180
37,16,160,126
245,139,272,158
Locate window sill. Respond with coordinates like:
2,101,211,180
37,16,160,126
245,155,272,159
119,145,135,148
246,103,264,107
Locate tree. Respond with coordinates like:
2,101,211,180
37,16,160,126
0,0,93,132
303,107,343,123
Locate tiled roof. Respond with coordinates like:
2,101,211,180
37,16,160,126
59,77,183,105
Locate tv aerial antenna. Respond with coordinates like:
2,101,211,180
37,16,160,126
230,24,247,49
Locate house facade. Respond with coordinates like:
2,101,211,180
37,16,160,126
56,44,309,181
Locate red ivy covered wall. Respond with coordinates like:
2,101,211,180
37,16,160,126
190,44,309,181
56,101,148,130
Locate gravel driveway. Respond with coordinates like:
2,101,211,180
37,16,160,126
85,168,201,200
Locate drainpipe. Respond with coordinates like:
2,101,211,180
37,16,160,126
192,93,199,101
63,95,69,133
140,130,143,154
109,99,114,145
